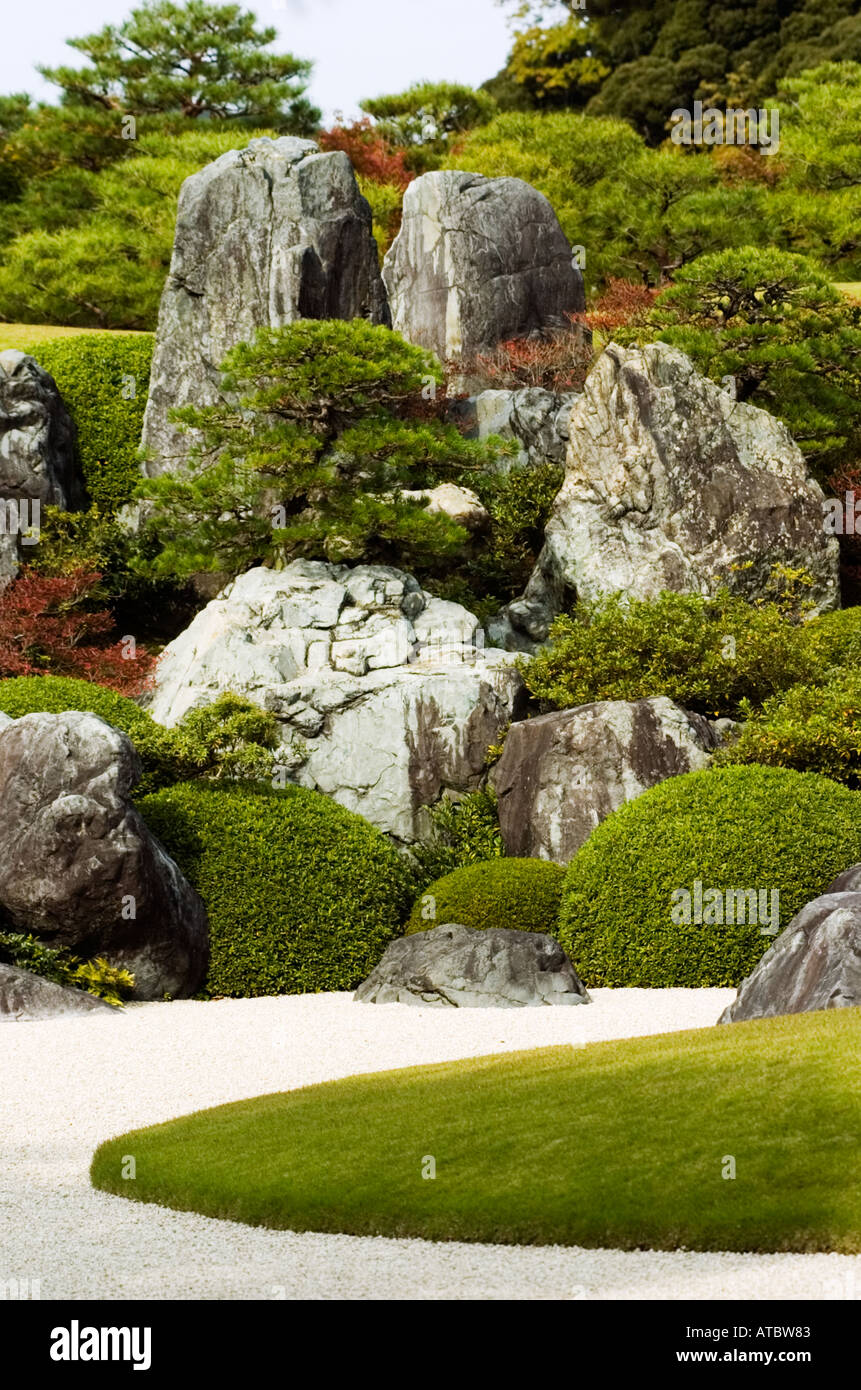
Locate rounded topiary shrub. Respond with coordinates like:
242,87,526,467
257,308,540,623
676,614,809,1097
33,334,154,512
0,675,179,796
558,766,861,988
138,781,417,997
406,858,565,936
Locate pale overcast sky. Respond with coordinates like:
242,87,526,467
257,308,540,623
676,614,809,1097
0,0,514,121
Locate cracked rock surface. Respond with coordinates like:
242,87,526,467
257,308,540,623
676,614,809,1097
509,342,840,642
382,170,584,370
142,136,389,474
354,923,590,1007
147,560,525,843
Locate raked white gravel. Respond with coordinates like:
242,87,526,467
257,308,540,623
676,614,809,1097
1,989,858,1301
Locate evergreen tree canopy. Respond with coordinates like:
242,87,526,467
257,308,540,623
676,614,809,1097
39,0,319,131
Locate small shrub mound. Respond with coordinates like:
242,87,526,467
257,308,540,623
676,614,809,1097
717,672,861,786
32,334,154,512
559,766,861,987
407,858,565,936
139,782,417,997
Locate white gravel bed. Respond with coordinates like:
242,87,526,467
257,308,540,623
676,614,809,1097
1,989,857,1301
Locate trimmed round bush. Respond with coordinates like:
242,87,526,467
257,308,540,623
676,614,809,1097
32,334,154,512
406,858,565,936
139,781,417,997
0,675,179,796
559,766,861,988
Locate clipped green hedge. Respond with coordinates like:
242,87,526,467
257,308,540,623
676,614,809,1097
0,675,179,796
406,858,565,936
33,333,154,512
139,781,417,997
559,766,861,988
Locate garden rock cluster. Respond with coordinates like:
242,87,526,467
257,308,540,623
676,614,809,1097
508,342,840,643
142,136,389,474
147,560,525,842
382,170,585,378
720,864,861,1022
355,923,590,1007
0,711,208,1000
491,697,722,863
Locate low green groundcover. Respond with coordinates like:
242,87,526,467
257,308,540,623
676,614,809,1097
559,765,861,987
406,858,565,935
139,781,416,997
90,1009,861,1253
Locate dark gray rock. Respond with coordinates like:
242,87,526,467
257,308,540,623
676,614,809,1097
491,698,721,864
0,349,81,508
0,963,115,1021
383,171,585,377
719,889,861,1022
450,386,580,472
508,342,840,643
354,923,590,1007
0,712,208,1000
142,137,389,475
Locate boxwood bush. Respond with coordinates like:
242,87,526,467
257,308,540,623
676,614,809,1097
558,766,861,988
139,781,417,997
716,671,861,787
406,858,565,936
32,334,154,512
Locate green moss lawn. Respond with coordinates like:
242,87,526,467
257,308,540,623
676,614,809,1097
91,1008,861,1253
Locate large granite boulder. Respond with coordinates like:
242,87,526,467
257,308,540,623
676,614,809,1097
508,343,840,643
382,171,585,374
354,923,590,1007
146,561,525,843
142,136,389,475
719,880,861,1022
0,712,208,1000
491,698,721,864
0,963,116,1022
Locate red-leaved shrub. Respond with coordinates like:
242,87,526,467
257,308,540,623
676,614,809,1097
0,567,154,694
318,118,412,190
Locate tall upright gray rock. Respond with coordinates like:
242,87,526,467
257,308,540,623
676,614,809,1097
0,349,82,587
382,170,585,372
141,137,390,475
508,342,840,642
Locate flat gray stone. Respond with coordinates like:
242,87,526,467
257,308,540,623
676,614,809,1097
0,963,116,1021
354,923,590,1007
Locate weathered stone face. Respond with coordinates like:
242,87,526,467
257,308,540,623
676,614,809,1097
508,342,840,643
354,923,591,1007
491,698,721,864
719,885,861,1022
382,170,585,370
0,712,208,1000
146,560,525,843
0,963,116,1022
449,386,580,472
141,137,390,475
